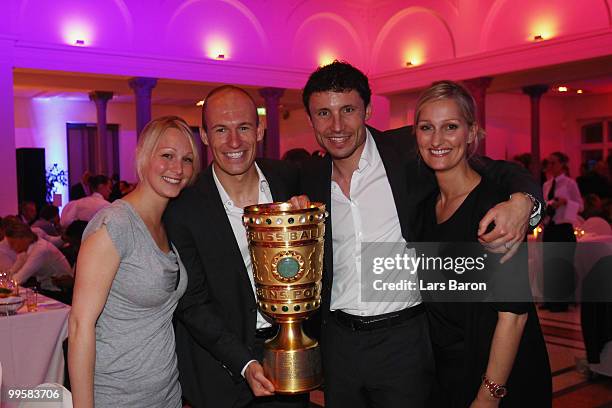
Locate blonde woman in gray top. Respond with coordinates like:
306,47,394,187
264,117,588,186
68,116,200,407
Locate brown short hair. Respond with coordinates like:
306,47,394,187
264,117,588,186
135,116,201,185
5,222,38,242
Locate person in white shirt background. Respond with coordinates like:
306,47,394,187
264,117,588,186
3,221,72,303
541,151,584,312
60,174,112,228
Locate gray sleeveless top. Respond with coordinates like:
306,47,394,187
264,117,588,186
83,200,186,408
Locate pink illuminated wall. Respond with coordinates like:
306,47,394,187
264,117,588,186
1,0,612,213
0,0,608,94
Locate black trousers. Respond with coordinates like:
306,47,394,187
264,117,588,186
542,223,576,311
321,312,434,408
234,336,310,408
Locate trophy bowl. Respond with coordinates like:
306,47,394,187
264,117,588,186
243,202,326,394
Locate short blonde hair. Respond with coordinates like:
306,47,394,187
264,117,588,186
135,116,201,185
413,80,485,158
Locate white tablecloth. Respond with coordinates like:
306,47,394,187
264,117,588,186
574,234,612,299
0,294,70,408
528,233,612,301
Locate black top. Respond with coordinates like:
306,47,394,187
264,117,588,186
420,177,552,407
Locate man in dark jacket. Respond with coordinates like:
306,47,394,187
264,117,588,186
299,61,544,408
165,85,308,408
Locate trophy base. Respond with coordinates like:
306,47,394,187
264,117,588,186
262,321,322,394
263,344,322,394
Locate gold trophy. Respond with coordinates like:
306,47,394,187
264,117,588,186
243,202,326,394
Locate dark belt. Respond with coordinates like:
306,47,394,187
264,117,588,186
255,325,278,339
331,304,424,331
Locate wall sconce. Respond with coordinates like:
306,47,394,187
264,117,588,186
533,34,544,41
576,89,583,94
257,107,266,116
557,86,568,92
196,100,205,107
75,39,85,46
318,54,336,68
405,61,414,68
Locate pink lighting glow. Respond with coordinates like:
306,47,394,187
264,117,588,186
62,20,93,46
403,45,424,67
318,52,336,67
529,18,557,42
206,36,230,60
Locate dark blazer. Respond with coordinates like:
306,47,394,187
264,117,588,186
69,182,87,201
165,159,299,408
300,126,544,323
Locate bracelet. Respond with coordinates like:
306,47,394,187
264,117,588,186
482,375,508,399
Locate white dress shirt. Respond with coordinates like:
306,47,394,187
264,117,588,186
330,130,421,316
0,238,17,271
32,227,64,248
212,164,273,330
543,174,584,225
9,238,72,291
60,192,110,227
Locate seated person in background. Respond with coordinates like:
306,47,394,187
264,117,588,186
109,180,133,202
32,204,61,236
5,222,73,301
60,174,112,228
581,193,606,220
0,217,17,271
70,170,92,201
17,200,37,225
60,220,88,267
5,213,65,249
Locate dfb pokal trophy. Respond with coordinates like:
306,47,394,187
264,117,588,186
243,202,326,394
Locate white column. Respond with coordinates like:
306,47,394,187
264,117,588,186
0,38,17,215
367,94,391,131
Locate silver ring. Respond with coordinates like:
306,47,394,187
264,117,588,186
504,242,512,250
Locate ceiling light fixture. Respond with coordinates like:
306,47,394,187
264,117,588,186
196,100,205,106
557,86,568,92
576,89,583,94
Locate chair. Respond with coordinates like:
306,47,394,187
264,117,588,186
18,383,72,408
582,217,612,236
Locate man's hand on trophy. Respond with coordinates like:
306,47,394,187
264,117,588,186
288,195,311,209
245,361,275,396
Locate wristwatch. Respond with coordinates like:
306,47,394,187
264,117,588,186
511,192,542,227
482,375,507,399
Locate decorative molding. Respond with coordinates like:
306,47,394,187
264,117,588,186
372,28,612,94
12,41,311,89
370,6,457,68
166,0,269,53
